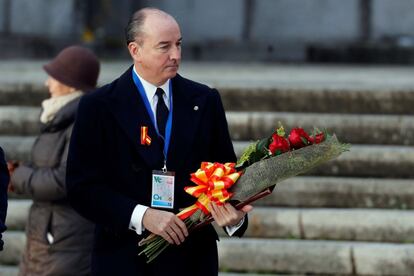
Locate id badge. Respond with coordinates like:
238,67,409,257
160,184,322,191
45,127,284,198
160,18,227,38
151,170,175,209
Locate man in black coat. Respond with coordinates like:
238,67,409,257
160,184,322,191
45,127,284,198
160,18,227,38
66,7,252,275
0,147,9,251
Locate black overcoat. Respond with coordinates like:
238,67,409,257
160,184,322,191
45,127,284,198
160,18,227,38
66,67,247,276
0,147,9,251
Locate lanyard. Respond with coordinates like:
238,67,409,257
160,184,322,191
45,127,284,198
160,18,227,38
132,70,173,161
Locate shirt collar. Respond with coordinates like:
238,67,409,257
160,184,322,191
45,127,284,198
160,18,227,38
133,66,170,103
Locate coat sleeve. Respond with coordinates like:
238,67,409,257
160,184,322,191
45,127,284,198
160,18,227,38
0,147,9,251
210,89,249,237
11,128,71,201
66,96,138,231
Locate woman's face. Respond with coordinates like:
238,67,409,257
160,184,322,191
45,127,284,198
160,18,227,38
45,76,75,98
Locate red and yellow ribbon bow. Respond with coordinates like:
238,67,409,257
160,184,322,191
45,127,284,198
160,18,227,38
177,162,241,220
140,126,151,145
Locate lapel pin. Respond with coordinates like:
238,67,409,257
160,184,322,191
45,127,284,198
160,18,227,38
140,126,151,145
194,105,199,111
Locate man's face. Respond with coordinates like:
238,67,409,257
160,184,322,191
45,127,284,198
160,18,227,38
133,14,182,86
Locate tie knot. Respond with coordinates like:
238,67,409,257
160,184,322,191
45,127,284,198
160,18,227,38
156,88,164,98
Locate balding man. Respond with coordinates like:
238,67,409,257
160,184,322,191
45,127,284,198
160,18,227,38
67,8,251,275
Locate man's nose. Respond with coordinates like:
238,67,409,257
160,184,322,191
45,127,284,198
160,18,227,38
170,46,181,60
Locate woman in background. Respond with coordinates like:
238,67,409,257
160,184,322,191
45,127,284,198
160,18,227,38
9,46,100,276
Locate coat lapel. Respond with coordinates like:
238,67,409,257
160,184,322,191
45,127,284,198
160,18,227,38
167,75,206,171
107,67,164,168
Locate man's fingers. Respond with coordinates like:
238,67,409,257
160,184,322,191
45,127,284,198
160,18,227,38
210,202,228,226
169,222,186,243
160,231,174,244
166,229,181,245
174,216,188,237
210,202,251,227
143,208,188,244
209,203,219,222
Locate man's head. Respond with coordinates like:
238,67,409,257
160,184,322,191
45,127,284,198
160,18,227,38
126,8,181,86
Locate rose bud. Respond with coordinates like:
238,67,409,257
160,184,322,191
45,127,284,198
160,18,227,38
310,132,325,144
288,128,312,149
269,134,290,155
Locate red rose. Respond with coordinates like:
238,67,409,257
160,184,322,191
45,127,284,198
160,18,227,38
269,134,290,155
310,132,325,144
288,128,312,149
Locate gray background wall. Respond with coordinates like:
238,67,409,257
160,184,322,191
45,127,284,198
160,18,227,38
1,0,414,60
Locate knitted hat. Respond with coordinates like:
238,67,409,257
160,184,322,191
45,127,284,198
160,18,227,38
43,46,100,91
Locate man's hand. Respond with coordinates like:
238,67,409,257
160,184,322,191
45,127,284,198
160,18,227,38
142,208,188,245
210,202,253,227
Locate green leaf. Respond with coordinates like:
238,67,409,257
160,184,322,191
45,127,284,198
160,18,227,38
300,136,309,145
257,137,270,155
236,141,259,168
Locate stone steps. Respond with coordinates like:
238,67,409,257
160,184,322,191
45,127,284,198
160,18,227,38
0,268,286,276
3,136,414,178
234,143,414,178
8,176,413,209
260,176,414,209
234,208,414,243
2,62,414,115
7,176,412,208
0,232,25,266
2,85,414,115
0,107,39,135
0,268,297,276
218,238,414,275
3,135,414,178
0,136,34,161
5,200,30,231
219,87,414,114
0,265,18,276
8,200,414,243
1,62,414,275
2,106,414,146
3,230,414,275
227,111,414,145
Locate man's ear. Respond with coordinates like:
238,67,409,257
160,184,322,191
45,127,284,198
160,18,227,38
127,42,142,62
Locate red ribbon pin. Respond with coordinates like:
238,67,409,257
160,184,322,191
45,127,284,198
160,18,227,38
140,126,151,145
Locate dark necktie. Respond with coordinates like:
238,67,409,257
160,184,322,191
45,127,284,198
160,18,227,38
155,88,168,139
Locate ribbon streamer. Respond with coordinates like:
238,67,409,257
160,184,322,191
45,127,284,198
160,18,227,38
177,162,241,220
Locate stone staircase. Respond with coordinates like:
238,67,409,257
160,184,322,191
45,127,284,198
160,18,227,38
1,62,414,275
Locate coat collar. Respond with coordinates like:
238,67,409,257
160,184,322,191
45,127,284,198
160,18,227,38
106,66,206,170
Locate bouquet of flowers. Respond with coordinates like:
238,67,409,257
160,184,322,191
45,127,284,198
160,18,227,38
138,125,350,263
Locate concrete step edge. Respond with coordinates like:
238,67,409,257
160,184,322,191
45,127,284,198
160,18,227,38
2,82,414,114
216,207,414,242
0,231,25,265
0,265,19,276
260,176,414,209
218,238,414,275
227,111,414,145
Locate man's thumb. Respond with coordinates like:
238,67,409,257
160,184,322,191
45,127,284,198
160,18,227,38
241,204,253,213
